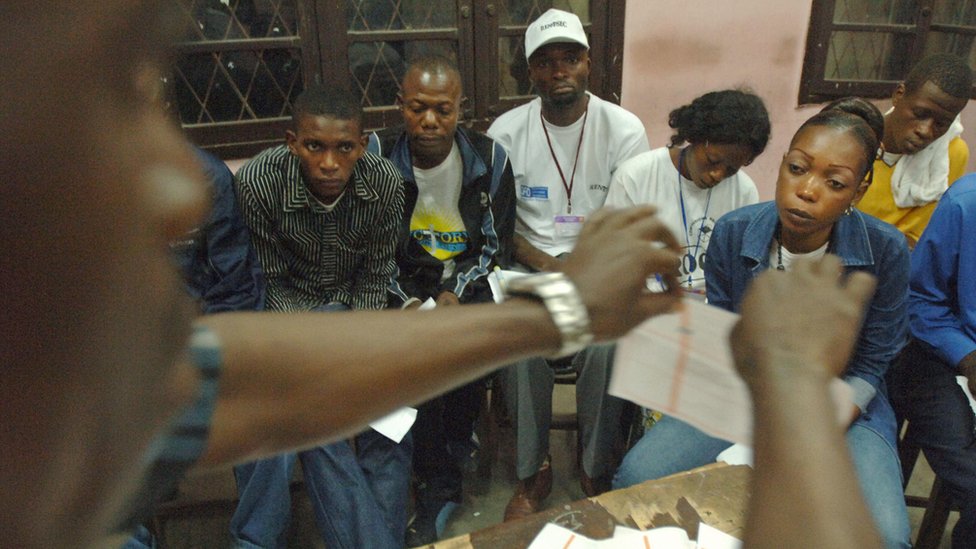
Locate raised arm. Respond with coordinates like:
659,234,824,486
731,256,882,549
192,206,682,470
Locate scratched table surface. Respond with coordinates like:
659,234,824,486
426,463,751,549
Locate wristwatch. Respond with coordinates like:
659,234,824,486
504,272,593,357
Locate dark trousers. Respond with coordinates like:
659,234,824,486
889,339,976,549
411,378,486,505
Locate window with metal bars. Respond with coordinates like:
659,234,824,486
799,0,976,104
168,0,625,158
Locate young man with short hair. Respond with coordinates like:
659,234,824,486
487,8,650,520
856,53,972,247
368,55,516,545
233,86,409,549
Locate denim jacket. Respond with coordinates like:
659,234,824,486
172,148,266,314
368,126,516,306
705,201,910,447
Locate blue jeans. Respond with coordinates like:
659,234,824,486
230,430,412,549
230,301,412,548
614,415,911,549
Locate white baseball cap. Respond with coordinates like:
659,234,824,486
524,8,589,61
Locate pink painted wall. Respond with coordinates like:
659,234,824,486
620,1,976,200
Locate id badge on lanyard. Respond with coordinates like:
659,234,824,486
554,214,585,238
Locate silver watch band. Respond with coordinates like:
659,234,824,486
504,272,593,357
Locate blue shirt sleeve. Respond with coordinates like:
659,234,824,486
704,215,735,312
843,226,909,400
909,184,976,367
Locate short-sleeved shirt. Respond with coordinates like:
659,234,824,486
488,92,649,256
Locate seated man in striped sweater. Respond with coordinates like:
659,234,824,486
233,86,410,549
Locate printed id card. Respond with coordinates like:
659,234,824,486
554,215,585,238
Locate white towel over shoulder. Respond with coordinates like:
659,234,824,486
889,110,963,208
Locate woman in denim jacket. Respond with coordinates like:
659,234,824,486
614,101,912,548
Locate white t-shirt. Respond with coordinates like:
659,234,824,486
488,92,649,256
605,147,759,290
411,142,466,281
767,239,829,271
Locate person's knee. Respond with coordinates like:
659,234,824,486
611,452,645,490
876,511,912,549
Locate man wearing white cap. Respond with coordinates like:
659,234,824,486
487,8,649,520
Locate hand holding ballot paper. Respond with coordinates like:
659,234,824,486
610,297,855,445
614,256,882,549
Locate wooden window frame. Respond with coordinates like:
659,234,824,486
799,0,976,105
169,0,626,158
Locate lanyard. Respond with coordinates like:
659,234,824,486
541,108,588,214
677,146,712,288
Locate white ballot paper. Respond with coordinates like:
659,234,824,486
610,298,854,445
528,523,697,548
488,268,531,303
368,407,417,443
695,523,742,549
956,376,976,418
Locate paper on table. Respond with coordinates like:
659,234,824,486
696,523,742,549
368,407,417,443
418,297,437,311
610,298,854,445
715,443,753,467
615,525,696,548
525,524,590,549
527,523,695,548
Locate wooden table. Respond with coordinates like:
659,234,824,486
429,463,751,548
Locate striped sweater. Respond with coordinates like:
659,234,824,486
236,145,404,311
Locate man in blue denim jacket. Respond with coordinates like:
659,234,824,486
171,148,266,314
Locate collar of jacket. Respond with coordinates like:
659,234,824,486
738,201,876,270
387,127,488,187
282,150,383,213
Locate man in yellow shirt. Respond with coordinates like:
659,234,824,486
857,53,972,247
